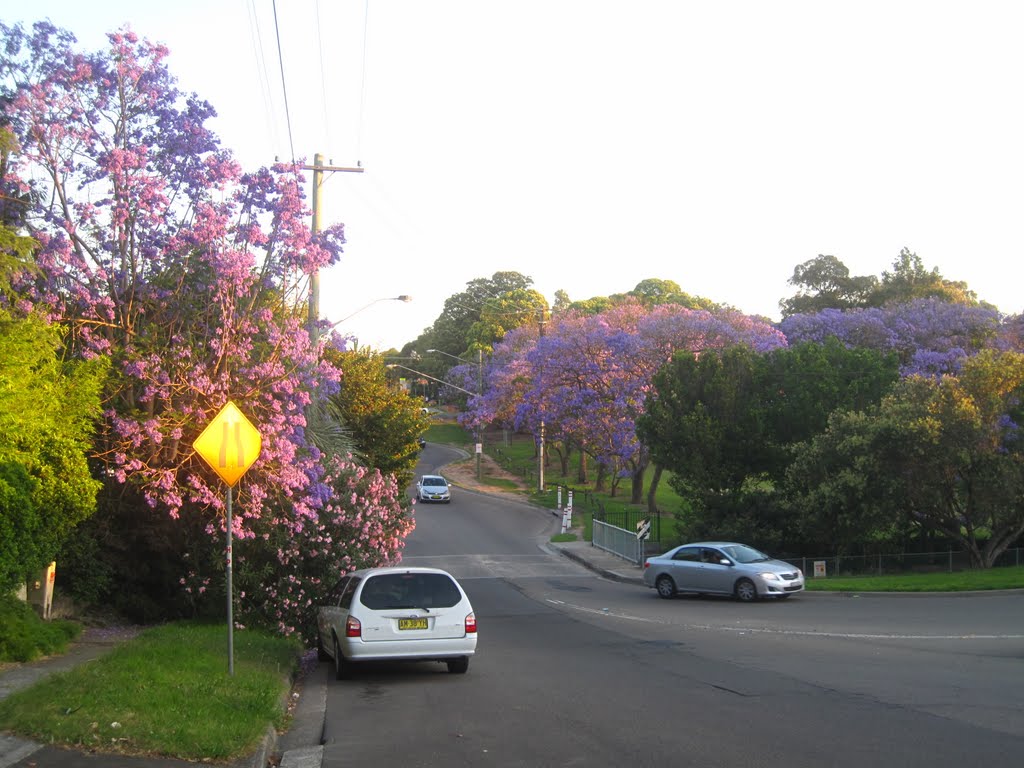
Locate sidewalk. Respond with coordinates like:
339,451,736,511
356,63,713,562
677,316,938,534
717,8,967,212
0,541,630,768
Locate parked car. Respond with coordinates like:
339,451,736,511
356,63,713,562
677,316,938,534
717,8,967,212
416,474,451,503
643,541,804,602
316,566,477,679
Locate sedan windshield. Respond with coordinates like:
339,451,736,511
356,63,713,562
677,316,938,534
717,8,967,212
719,544,770,564
423,478,446,488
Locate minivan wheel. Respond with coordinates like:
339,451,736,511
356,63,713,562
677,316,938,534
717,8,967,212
334,637,353,680
735,578,758,602
655,575,676,599
447,656,469,674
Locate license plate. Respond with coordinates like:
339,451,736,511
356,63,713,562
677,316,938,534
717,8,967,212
398,618,428,630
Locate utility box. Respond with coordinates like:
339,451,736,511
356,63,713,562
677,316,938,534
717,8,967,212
27,561,56,620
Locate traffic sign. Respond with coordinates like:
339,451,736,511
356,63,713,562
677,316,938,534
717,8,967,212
636,518,652,541
194,401,262,487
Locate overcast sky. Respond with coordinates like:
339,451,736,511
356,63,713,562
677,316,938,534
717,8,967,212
10,1,1024,349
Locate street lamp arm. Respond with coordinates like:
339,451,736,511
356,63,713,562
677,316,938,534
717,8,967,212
386,364,478,397
327,295,412,330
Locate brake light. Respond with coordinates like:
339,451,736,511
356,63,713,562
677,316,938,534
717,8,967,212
465,612,477,633
643,561,650,569
345,616,361,638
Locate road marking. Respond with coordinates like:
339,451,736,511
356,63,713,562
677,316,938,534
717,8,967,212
545,600,1024,640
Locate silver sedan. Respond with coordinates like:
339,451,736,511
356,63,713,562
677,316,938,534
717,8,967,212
643,541,804,601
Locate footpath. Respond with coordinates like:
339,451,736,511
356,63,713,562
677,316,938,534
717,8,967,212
0,539,636,768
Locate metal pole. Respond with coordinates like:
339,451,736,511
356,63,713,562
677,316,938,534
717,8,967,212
226,485,234,676
476,349,483,481
537,309,546,493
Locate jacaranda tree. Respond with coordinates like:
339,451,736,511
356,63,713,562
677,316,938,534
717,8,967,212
1,21,412,635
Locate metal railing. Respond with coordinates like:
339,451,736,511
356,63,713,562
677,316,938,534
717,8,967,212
593,519,647,565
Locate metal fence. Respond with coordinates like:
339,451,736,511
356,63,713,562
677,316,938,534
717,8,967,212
784,547,1024,577
593,519,647,565
590,507,663,565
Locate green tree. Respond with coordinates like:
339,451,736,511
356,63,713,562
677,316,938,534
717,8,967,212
757,339,900,475
780,254,878,317
0,311,108,591
871,247,979,307
787,350,1024,567
326,348,429,487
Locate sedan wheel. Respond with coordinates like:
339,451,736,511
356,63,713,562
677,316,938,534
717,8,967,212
655,575,676,599
333,637,353,680
446,656,469,674
734,578,758,602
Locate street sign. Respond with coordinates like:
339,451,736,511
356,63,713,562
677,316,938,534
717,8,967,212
194,401,262,487
636,518,652,541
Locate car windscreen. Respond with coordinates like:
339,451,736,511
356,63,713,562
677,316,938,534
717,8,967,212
720,544,770,563
359,572,462,610
423,477,446,487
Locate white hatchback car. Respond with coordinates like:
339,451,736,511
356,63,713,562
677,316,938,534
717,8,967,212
316,566,477,679
416,474,451,503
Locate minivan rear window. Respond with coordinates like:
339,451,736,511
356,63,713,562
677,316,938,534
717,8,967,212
359,572,462,610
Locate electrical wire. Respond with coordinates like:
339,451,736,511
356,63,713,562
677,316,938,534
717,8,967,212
357,0,370,165
315,0,332,154
272,0,297,164
247,0,279,157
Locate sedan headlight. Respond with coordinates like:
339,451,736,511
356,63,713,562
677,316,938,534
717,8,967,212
759,572,780,582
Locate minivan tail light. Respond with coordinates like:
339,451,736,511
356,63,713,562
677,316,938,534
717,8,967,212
465,613,477,634
345,616,362,638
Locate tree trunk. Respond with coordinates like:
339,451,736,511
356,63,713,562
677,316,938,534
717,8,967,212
647,465,663,516
577,449,588,484
630,461,646,505
595,462,606,492
560,441,571,476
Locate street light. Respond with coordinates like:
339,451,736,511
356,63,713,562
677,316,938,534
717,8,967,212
312,295,411,346
327,295,412,331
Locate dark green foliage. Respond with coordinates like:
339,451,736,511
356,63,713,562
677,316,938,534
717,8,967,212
640,342,900,552
0,592,81,662
780,249,980,318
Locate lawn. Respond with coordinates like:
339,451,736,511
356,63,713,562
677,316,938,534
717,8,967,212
0,621,302,761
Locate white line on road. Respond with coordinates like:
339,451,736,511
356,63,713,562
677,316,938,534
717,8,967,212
545,599,1024,640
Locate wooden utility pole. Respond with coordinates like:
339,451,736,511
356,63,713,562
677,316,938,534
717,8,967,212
537,308,547,492
302,152,364,340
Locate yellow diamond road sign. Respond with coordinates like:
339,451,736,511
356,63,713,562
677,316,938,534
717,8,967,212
194,401,262,487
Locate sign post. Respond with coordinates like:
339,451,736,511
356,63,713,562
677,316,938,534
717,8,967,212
194,401,262,675
636,517,652,566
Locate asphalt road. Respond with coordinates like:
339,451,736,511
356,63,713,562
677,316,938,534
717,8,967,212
319,445,1024,767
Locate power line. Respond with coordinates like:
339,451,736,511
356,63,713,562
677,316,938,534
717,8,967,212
315,0,332,152
357,0,370,165
271,0,296,164
247,0,279,156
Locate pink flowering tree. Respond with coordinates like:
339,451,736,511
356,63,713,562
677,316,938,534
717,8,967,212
1,21,412,636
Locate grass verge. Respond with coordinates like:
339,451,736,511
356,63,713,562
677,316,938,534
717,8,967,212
0,593,81,663
803,565,1024,592
0,621,301,762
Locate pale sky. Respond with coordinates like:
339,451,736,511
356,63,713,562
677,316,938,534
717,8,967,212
9,1,1024,349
